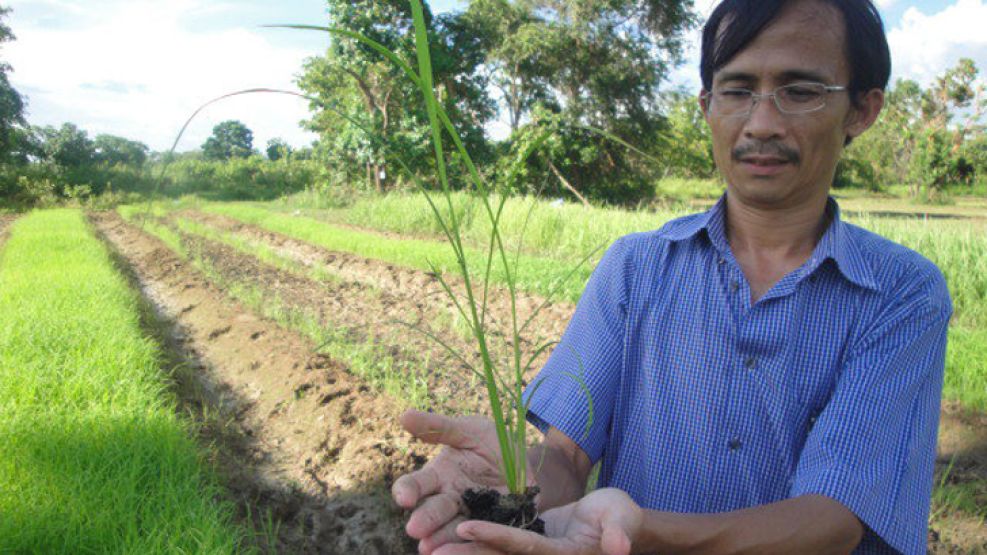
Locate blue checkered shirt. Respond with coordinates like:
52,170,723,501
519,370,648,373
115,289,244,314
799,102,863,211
526,195,952,555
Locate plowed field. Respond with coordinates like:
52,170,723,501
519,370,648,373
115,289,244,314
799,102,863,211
89,207,986,554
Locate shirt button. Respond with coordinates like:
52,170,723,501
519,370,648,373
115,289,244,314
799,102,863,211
728,438,743,451
745,357,757,370
730,280,739,292
718,257,726,265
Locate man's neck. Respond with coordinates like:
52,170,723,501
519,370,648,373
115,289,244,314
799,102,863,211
724,192,831,302
725,194,830,256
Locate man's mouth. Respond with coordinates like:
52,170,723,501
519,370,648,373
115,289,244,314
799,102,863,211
737,155,794,176
740,155,789,166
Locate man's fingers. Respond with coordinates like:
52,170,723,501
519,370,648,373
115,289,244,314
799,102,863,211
406,491,463,540
401,409,480,449
600,523,632,555
393,465,442,509
432,541,506,555
417,516,467,555
456,520,558,555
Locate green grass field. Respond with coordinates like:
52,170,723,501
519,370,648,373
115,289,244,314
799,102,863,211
0,209,246,553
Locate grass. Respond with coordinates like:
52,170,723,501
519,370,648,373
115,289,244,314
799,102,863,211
118,206,431,410
0,209,247,553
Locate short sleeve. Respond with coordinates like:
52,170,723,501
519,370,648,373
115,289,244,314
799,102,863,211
524,236,633,463
790,266,952,555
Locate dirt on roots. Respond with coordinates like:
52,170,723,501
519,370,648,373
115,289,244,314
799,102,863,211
88,209,986,554
92,211,435,554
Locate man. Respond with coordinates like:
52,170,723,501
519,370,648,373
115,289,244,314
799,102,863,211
392,0,952,553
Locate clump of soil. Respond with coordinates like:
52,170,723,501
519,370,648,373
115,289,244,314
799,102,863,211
462,486,545,535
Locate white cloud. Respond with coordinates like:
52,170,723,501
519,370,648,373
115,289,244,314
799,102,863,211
875,0,899,9
887,0,987,86
5,0,322,151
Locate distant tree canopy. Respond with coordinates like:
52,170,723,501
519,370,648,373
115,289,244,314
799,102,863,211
37,123,95,168
202,120,254,161
840,58,986,194
298,0,494,193
0,6,27,163
266,138,292,161
299,0,697,202
95,134,149,166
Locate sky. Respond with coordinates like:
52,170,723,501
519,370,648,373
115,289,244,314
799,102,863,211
5,0,986,153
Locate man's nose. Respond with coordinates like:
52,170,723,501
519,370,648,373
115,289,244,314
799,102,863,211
743,94,787,140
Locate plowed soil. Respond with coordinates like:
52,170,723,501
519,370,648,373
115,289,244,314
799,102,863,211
92,211,434,554
170,209,575,413
89,208,985,554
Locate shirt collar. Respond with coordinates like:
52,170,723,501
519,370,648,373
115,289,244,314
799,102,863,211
665,194,878,291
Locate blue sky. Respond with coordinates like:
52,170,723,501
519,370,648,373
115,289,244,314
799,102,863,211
5,0,985,151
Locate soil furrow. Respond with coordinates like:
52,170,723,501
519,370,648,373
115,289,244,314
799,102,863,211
91,211,431,554
180,209,574,344
169,209,573,412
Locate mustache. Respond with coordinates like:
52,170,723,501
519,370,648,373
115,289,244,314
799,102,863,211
732,142,800,164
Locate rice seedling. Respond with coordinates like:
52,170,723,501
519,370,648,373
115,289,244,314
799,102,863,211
276,0,603,529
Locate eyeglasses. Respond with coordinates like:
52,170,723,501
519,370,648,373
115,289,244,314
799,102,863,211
703,82,848,117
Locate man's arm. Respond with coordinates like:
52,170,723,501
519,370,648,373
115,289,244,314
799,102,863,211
634,495,863,555
519,429,864,555
529,426,595,510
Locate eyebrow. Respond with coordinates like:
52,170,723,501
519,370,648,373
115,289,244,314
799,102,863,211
714,69,835,85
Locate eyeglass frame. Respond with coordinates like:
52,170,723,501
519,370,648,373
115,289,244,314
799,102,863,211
701,82,849,117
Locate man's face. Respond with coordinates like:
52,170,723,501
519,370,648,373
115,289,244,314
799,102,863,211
703,0,870,209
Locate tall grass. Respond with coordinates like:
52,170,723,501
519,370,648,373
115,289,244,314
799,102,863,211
279,191,687,262
0,209,246,553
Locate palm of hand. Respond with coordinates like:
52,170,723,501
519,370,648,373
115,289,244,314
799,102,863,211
430,437,509,495
463,488,640,555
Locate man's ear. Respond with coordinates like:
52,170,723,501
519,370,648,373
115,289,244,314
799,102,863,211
845,88,885,140
699,89,711,120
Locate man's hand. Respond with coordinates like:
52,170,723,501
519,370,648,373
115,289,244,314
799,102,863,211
392,410,534,554
431,487,643,555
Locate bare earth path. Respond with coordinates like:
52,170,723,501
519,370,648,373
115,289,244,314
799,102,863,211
92,211,432,554
0,214,16,242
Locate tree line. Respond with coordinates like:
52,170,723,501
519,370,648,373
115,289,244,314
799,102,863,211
1,1,985,208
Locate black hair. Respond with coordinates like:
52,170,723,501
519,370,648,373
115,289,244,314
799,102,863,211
700,0,891,105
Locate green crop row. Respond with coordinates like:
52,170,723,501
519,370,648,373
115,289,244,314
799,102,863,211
0,209,247,553
198,202,595,303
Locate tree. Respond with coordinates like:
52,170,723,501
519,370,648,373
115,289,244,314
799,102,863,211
94,134,148,166
266,138,292,161
471,0,698,204
298,0,492,192
659,90,714,178
36,123,95,168
202,120,254,161
0,6,26,163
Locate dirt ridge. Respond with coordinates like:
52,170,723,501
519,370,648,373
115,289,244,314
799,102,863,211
91,211,432,554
